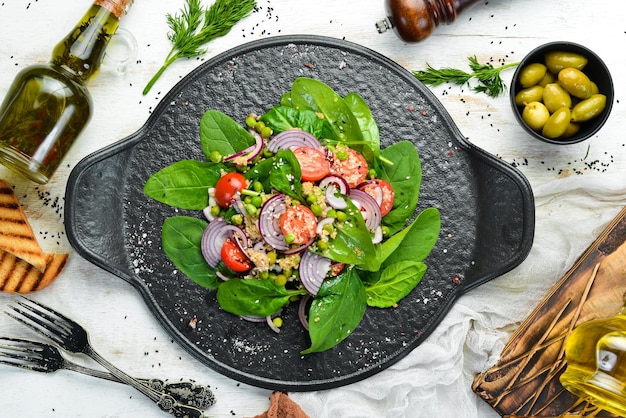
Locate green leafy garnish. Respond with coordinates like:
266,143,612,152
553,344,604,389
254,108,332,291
413,56,519,97
143,0,256,95
144,77,442,354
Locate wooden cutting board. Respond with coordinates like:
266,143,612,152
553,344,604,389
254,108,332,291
472,206,626,417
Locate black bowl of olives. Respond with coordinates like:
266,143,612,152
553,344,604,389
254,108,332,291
510,41,614,144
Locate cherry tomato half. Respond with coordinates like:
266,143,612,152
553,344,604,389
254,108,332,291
220,237,252,272
214,172,247,208
330,147,368,188
293,146,330,182
279,204,317,245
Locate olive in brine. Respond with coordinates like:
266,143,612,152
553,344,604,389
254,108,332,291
571,94,607,122
522,101,550,131
537,71,557,87
543,83,572,113
558,68,593,99
545,51,588,74
561,122,581,139
518,63,547,88
515,85,544,106
542,107,571,139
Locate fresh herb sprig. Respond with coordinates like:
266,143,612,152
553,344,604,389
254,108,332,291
413,56,519,97
143,0,256,95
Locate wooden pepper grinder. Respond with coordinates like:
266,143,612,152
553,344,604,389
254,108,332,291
376,0,481,43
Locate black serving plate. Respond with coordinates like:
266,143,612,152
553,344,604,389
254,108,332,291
65,35,535,391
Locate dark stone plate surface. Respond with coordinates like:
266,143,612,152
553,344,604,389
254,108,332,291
65,35,535,391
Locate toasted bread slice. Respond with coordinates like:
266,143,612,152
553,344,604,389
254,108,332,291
0,179,48,271
0,250,69,294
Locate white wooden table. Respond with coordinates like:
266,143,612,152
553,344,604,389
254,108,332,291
0,1,624,417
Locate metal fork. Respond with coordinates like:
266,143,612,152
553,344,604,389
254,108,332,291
5,297,206,418
0,337,215,410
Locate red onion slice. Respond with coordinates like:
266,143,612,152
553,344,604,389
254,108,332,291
266,129,321,152
298,295,311,330
299,250,332,296
319,175,350,209
224,130,264,163
258,193,288,251
201,219,248,267
349,189,382,231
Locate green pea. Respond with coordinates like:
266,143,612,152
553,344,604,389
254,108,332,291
571,94,607,122
335,149,348,160
254,121,266,132
335,211,347,222
272,317,284,327
245,115,257,128
317,240,328,251
274,275,287,286
260,126,273,139
542,107,571,139
245,203,257,215
231,214,243,225
209,150,222,163
518,63,547,88
210,205,221,217
542,83,572,114
558,67,593,99
544,51,588,74
515,85,544,107
252,181,264,193
310,203,323,217
326,209,337,218
267,251,277,265
522,101,550,132
251,195,263,208
285,233,296,244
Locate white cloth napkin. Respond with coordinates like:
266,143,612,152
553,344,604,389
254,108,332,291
291,173,626,418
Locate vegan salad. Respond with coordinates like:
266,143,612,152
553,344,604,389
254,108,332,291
144,77,441,354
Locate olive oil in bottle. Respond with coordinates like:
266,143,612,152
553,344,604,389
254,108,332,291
0,0,134,184
560,304,626,417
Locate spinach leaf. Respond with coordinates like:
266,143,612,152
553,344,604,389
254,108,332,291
259,105,326,138
302,268,367,354
319,199,379,271
344,92,380,168
199,110,255,160
289,77,364,145
380,207,440,267
365,261,427,308
162,216,218,289
216,278,303,317
144,160,225,210
380,141,422,234
269,149,304,201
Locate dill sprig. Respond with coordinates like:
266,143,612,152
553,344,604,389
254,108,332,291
143,0,256,95
412,56,520,97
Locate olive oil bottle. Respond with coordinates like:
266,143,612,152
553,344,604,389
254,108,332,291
0,0,134,184
560,303,626,416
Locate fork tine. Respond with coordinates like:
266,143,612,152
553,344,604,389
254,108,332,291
5,299,69,347
0,338,49,373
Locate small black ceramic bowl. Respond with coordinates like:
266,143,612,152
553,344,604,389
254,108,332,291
510,41,614,145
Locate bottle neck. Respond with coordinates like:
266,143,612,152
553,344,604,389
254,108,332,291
50,0,133,83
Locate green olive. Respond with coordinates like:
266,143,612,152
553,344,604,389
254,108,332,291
560,122,581,139
518,63,547,88
590,81,600,95
571,94,607,122
544,51,588,74
558,68,593,99
542,83,572,113
542,107,571,139
522,101,550,131
515,85,544,106
537,71,557,87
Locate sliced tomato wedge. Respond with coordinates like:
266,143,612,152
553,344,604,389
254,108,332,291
220,237,252,272
293,146,330,182
359,179,395,216
279,204,317,245
330,147,368,188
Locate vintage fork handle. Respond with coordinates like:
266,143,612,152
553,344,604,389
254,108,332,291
69,362,215,410
85,346,206,418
